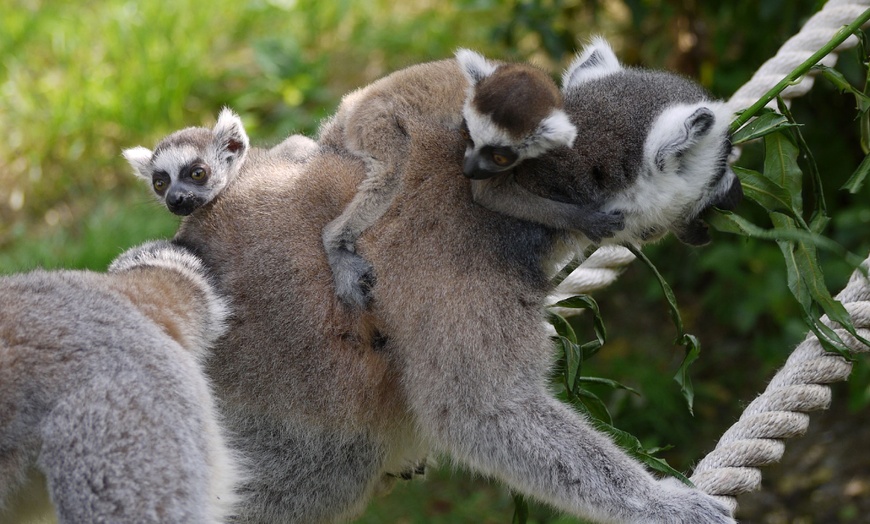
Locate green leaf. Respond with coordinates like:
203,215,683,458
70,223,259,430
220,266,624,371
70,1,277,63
770,213,870,354
552,294,608,360
763,131,803,212
673,334,701,416
734,165,799,216
777,98,828,223
627,245,698,412
576,388,612,424
813,64,870,104
731,111,798,144
556,335,583,394
707,210,867,269
551,294,599,311
627,246,684,334
548,312,577,344
841,153,870,194
577,376,640,395
771,215,812,312
591,419,691,484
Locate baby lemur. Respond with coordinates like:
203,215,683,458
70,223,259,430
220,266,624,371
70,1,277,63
173,38,740,523
318,49,625,307
124,107,317,215
0,241,241,523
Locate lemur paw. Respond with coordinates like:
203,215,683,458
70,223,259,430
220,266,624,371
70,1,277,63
327,247,376,308
653,478,735,524
578,209,625,243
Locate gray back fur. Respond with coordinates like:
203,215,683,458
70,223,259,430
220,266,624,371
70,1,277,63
0,241,242,523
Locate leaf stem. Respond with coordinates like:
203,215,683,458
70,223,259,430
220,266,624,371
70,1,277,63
730,8,870,134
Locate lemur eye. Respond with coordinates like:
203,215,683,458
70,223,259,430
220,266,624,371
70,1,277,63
153,179,167,192
492,153,511,166
190,166,207,180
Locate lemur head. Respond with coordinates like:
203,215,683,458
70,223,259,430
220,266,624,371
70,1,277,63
516,37,742,246
123,108,250,216
455,49,578,180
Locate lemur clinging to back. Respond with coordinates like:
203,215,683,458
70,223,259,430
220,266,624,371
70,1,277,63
124,108,317,216
319,49,626,307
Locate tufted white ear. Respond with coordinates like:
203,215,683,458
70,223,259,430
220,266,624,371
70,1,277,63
212,107,250,166
646,105,716,173
562,36,622,91
455,48,498,86
531,109,578,152
122,146,154,179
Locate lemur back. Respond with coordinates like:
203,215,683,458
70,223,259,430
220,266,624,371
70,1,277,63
0,241,242,523
320,51,621,308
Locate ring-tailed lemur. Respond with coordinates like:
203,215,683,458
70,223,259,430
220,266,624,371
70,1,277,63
319,49,625,308
516,36,742,250
0,241,243,523
124,108,317,216
172,38,740,524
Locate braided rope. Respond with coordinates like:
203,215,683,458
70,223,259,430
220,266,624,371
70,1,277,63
551,0,869,303
725,0,870,114
543,1,870,514
689,258,870,514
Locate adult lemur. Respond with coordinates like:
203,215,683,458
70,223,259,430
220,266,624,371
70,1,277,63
0,241,241,523
124,107,317,215
173,39,740,523
319,49,624,307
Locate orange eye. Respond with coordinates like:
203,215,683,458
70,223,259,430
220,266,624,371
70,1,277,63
153,179,167,192
191,167,206,180
492,153,511,166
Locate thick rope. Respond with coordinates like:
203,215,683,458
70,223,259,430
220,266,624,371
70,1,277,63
725,0,870,114
688,257,870,514
543,1,870,513
546,246,635,313
551,0,869,304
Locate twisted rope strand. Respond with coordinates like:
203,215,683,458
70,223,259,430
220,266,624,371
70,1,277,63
726,0,870,114
689,257,870,514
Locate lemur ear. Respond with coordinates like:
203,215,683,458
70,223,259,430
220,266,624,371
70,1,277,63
122,146,154,179
534,109,578,150
646,105,716,172
213,107,250,163
455,48,498,86
562,36,621,91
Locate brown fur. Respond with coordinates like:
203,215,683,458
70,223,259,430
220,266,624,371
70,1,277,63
473,63,563,138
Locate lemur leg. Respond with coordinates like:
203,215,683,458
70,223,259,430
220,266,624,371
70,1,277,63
323,99,412,308
401,322,733,524
471,176,625,243
229,414,386,523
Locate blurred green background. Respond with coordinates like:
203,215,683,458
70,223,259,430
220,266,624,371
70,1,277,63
2,0,870,522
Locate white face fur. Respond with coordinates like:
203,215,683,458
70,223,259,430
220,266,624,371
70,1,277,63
123,108,250,216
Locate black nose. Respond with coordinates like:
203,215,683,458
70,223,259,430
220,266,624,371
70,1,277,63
714,175,743,211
